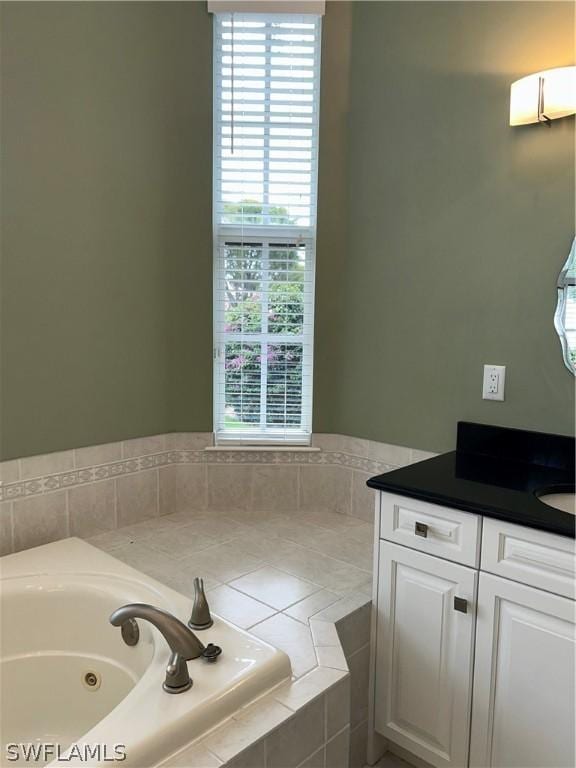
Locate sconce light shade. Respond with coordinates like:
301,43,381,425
510,66,576,126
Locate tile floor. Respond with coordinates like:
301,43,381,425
88,508,373,678
370,754,416,768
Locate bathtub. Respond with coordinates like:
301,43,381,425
0,538,291,767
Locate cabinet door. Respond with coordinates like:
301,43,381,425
374,541,477,768
470,573,576,768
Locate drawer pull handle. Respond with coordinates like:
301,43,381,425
454,597,468,613
415,521,428,538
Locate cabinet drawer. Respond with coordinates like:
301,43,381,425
379,492,481,567
481,518,575,599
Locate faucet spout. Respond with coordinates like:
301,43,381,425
110,603,205,660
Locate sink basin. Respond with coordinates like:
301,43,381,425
537,492,575,515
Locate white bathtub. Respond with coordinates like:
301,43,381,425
0,538,291,767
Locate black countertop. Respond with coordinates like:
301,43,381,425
367,422,575,538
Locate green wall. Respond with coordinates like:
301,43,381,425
315,1,575,451
314,1,354,435
1,2,574,459
0,1,213,459
0,0,352,460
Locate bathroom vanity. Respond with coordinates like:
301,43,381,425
367,423,575,768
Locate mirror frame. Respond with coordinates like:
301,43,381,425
554,237,576,375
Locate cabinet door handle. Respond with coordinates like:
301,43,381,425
454,597,468,613
414,521,428,538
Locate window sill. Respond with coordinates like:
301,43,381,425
205,445,320,452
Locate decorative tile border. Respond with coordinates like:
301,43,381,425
0,439,397,503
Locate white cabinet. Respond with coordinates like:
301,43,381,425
374,541,477,768
373,492,576,768
470,573,576,768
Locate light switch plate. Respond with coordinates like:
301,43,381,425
482,364,506,401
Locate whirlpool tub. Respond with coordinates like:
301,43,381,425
0,538,291,767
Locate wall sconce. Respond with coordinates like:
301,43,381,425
510,66,576,126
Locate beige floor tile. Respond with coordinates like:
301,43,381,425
160,510,204,525
304,530,373,570
331,574,373,597
372,753,417,768
250,613,318,678
187,516,253,543
117,515,187,541
295,508,366,531
357,579,374,597
146,561,221,597
88,529,134,552
272,547,347,584
272,547,371,594
232,532,304,561
145,525,219,559
230,566,320,610
181,543,263,583
111,541,175,576
315,594,370,624
258,516,329,547
284,589,342,624
206,584,277,629
224,508,286,525
346,523,375,546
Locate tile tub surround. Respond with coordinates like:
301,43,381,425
0,432,406,766
85,511,373,768
87,509,374,676
0,432,435,556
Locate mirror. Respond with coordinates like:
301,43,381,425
554,237,576,375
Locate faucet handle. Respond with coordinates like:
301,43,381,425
189,577,213,630
163,652,193,693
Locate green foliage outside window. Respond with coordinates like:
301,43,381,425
222,202,305,427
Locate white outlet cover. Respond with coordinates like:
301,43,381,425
482,364,506,401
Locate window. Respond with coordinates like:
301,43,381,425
213,12,322,444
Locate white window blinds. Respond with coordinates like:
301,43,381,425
213,12,321,444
